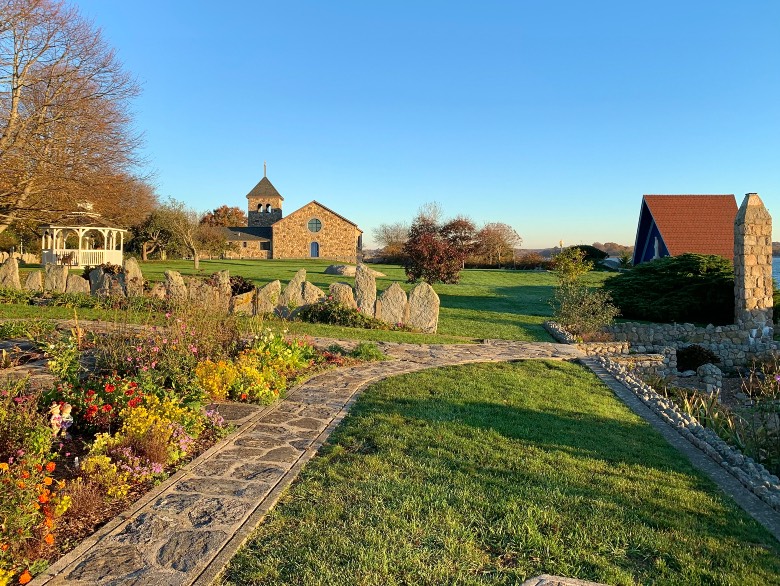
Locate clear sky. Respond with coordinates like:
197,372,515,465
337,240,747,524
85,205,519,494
73,0,779,249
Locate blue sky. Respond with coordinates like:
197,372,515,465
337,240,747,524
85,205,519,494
74,0,779,249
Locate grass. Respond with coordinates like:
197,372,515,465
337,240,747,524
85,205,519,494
222,361,780,585
10,259,613,342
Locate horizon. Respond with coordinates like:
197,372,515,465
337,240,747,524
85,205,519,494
72,0,779,249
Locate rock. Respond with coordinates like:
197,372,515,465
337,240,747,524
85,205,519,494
301,281,325,305
407,282,440,333
148,282,166,299
325,264,385,277
165,270,188,303
44,264,68,293
123,257,144,297
65,275,90,294
230,290,256,315
67,545,147,582
0,257,21,290
256,280,281,314
279,269,306,313
354,264,377,316
90,268,126,297
328,282,357,309
679,370,696,378
213,270,232,312
187,497,249,528
376,283,408,326
187,277,229,313
23,270,42,292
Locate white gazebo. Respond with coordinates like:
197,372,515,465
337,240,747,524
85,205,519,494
41,215,128,268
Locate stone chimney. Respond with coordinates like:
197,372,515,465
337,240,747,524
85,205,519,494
733,193,773,341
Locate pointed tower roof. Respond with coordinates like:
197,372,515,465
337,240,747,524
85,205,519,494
246,177,284,201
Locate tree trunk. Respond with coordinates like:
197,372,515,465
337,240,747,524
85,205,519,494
193,252,199,270
141,243,148,261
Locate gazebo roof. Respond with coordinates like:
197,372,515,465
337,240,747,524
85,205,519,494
41,212,128,231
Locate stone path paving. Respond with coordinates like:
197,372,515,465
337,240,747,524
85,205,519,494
32,340,581,586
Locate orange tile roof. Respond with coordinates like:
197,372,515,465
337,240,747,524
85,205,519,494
643,194,737,260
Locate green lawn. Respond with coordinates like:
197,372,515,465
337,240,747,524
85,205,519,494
221,361,780,586
10,260,612,341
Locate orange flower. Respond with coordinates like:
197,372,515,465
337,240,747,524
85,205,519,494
44,533,54,545
45,462,56,473
17,481,25,489
43,477,52,486
21,471,29,479
0,543,8,551
35,464,42,472
44,518,54,529
38,490,50,504
19,569,32,584
0,462,7,472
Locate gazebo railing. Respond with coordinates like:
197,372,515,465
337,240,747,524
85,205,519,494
42,249,124,268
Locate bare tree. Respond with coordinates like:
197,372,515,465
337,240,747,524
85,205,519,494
0,0,143,233
475,223,522,267
157,199,225,269
372,221,409,261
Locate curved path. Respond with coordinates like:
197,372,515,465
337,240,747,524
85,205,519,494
33,340,582,586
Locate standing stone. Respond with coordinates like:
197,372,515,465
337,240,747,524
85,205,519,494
279,269,306,312
734,193,773,341
328,282,357,309
0,257,21,290
165,270,188,303
24,270,42,292
354,264,377,316
376,283,408,326
214,270,232,313
65,275,91,294
301,281,325,305
407,282,440,333
93,271,126,298
148,282,166,299
230,290,256,315
256,280,281,314
124,257,145,297
44,264,68,293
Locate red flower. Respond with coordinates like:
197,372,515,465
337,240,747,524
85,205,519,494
102,404,112,412
45,461,56,473
125,389,135,396
86,405,98,418
104,383,116,393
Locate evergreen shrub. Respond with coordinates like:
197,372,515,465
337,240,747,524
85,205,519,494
603,254,734,324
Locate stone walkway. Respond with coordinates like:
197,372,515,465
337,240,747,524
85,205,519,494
32,340,581,586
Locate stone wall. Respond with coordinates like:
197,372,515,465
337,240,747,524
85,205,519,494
271,202,361,263
224,241,270,260
605,322,776,369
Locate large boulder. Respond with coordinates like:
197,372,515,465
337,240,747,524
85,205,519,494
148,282,166,299
24,270,42,292
325,264,385,277
256,280,281,314
165,271,188,303
407,282,440,333
376,283,408,326
65,275,91,295
230,290,256,315
123,258,145,297
328,282,357,309
213,270,232,313
0,257,21,290
354,264,377,316
90,268,126,298
279,269,306,313
44,264,69,293
302,281,325,305
186,276,230,313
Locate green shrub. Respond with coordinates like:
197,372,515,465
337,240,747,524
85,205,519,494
568,244,608,264
676,344,719,372
349,342,387,361
299,298,410,331
0,287,35,304
552,283,620,338
603,253,734,324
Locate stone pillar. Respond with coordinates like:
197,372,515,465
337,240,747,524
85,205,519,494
734,193,773,341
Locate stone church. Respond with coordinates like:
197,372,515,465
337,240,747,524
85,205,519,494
224,174,363,263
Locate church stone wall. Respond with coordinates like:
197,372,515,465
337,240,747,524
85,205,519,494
271,202,361,263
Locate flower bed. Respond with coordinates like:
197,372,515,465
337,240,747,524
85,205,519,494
0,308,378,584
